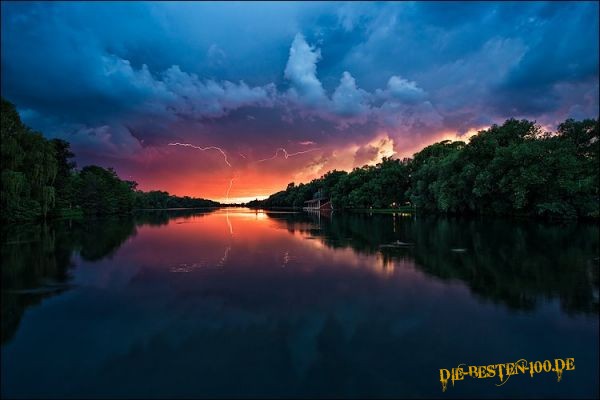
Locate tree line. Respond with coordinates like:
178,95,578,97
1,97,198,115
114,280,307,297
248,118,599,219
1,98,218,223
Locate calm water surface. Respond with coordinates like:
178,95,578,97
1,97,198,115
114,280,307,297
1,208,598,398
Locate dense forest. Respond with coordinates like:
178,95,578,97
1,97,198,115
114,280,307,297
1,98,218,223
248,118,599,219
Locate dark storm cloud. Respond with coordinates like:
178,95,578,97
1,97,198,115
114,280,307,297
1,1,598,164
490,2,599,115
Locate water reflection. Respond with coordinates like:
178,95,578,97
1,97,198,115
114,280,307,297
273,211,599,315
1,209,214,344
1,208,598,398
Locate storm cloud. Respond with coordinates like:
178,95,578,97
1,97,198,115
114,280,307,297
1,1,598,201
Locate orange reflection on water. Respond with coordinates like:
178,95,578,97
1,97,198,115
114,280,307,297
94,208,428,288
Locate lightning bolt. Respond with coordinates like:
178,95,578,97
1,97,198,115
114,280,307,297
168,142,231,167
169,143,319,202
217,245,231,267
255,147,321,163
226,176,236,203
226,209,233,235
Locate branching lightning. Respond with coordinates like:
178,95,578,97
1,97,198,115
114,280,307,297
168,142,231,167
255,147,321,163
168,142,320,201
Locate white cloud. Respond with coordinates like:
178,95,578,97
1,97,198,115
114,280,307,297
284,33,326,106
331,71,371,116
282,36,373,125
379,76,427,104
98,55,276,121
282,34,442,133
161,65,275,119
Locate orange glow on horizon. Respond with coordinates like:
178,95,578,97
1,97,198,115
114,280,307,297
131,127,489,202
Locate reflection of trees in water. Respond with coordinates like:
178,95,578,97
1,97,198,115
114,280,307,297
2,210,597,344
2,223,72,344
1,209,216,344
406,218,599,315
273,212,599,315
1,218,136,343
133,208,214,227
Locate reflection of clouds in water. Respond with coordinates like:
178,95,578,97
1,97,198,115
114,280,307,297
217,246,231,267
170,248,232,271
7,209,598,397
169,261,209,273
8,207,600,395
73,254,141,289
281,251,294,267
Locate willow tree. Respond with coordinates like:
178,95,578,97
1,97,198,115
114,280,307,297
1,98,57,221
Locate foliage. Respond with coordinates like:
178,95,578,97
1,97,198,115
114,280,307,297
1,99,57,221
250,118,599,219
408,118,599,218
1,98,218,222
133,190,219,209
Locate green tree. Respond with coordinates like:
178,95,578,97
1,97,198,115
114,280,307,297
50,139,77,210
1,98,57,221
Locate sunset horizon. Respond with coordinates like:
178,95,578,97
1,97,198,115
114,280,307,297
2,2,597,203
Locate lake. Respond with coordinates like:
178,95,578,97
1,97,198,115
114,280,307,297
1,208,598,398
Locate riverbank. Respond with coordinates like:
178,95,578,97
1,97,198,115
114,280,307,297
245,205,599,221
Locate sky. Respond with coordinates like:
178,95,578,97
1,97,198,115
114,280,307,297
1,1,598,203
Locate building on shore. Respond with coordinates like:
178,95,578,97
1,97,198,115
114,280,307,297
303,189,333,211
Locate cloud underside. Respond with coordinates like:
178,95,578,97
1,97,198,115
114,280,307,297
27,33,444,145
1,1,598,197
